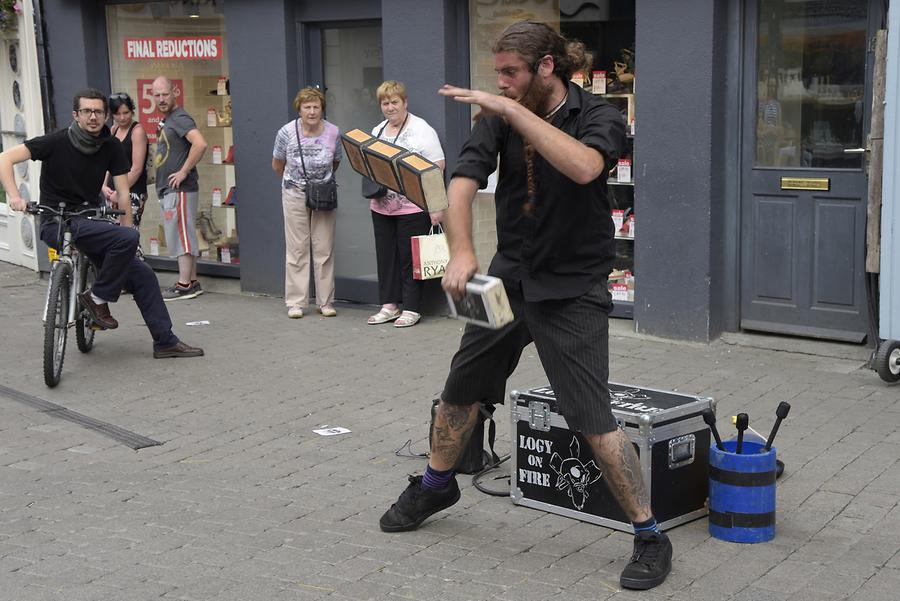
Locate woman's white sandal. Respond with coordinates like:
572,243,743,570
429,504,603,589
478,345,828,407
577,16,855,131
393,311,421,328
367,307,401,325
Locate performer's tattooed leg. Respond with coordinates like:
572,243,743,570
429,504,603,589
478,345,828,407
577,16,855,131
585,428,652,522
430,401,480,470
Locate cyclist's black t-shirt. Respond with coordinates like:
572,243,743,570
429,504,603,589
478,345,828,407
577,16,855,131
25,128,129,208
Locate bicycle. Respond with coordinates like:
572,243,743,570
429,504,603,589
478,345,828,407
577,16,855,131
26,201,124,387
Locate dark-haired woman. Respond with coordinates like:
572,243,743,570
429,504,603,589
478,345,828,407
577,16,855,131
102,92,149,230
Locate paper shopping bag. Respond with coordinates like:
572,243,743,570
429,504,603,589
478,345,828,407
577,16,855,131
411,225,449,280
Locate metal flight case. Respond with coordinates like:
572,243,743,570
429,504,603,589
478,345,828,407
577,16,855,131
510,383,715,533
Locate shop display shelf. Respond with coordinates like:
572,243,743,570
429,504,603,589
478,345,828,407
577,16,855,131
145,255,239,278
610,299,634,319
600,92,635,123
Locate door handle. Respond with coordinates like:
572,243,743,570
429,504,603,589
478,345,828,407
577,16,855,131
843,147,868,154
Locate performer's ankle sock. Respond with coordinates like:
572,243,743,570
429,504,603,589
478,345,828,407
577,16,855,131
421,464,454,490
176,281,191,288
632,517,660,534
90,292,107,305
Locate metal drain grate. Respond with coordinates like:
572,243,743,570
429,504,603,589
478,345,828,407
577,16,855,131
0,384,162,450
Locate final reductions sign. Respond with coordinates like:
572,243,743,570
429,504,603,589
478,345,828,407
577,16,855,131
124,36,223,61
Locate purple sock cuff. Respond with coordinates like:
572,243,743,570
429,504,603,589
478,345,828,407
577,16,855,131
632,517,660,533
422,464,454,490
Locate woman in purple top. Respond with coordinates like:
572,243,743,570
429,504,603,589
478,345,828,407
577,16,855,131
273,87,343,319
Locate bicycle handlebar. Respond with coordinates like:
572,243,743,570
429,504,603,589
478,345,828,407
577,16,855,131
25,201,126,218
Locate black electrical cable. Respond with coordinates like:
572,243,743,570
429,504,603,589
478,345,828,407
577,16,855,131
393,439,512,496
865,272,880,354
472,453,511,496
394,439,428,459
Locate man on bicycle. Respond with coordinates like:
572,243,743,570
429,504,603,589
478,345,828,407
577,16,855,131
0,88,203,359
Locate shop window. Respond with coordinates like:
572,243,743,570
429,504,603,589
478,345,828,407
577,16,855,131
106,1,238,269
468,1,635,116
755,0,867,168
467,0,636,316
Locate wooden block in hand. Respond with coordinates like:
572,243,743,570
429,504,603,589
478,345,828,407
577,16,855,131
397,153,448,212
362,139,409,195
340,129,376,178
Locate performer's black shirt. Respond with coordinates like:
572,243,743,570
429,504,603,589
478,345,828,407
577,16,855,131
25,128,128,208
452,81,626,301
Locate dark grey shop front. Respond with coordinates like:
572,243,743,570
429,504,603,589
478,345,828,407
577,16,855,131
38,0,879,344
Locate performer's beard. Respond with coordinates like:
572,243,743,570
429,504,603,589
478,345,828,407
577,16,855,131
505,73,554,116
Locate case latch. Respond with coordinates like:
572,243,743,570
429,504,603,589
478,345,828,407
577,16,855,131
668,434,696,469
528,401,551,431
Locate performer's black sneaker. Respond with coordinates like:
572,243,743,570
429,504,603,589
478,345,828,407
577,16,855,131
379,475,460,532
619,530,673,590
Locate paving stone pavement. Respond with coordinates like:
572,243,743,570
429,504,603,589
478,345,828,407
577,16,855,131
0,261,898,601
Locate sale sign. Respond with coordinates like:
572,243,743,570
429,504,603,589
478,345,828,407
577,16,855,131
125,37,222,60
137,78,183,143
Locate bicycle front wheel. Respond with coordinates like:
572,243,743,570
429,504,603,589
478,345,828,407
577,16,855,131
75,259,97,353
43,261,71,387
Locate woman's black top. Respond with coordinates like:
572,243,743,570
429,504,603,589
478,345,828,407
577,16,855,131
115,121,148,195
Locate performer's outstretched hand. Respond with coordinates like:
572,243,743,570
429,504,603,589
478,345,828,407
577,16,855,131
439,85,516,121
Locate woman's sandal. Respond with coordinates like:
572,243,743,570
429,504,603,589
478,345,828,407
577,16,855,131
367,307,401,325
393,310,421,328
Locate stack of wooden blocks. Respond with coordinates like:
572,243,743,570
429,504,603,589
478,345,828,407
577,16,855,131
340,129,448,212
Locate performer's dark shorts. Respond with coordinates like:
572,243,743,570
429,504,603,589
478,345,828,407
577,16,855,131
442,279,617,435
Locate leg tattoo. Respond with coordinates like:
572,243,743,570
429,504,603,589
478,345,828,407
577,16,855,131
430,401,480,470
586,428,652,521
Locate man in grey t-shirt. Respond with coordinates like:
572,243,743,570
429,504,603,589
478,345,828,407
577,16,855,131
152,76,208,301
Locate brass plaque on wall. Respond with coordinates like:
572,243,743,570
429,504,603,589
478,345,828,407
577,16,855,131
780,177,830,191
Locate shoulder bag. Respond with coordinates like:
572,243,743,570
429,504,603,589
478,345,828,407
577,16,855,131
296,119,338,211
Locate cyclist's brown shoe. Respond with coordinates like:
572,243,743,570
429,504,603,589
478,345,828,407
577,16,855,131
153,341,204,359
80,291,118,330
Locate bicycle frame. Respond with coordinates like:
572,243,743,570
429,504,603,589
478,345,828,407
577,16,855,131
64,254,89,326
37,204,106,327
41,216,83,326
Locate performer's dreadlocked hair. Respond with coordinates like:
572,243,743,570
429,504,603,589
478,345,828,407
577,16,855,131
491,21,591,81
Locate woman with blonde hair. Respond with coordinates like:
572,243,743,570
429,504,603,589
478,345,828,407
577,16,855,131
366,80,445,328
272,87,342,318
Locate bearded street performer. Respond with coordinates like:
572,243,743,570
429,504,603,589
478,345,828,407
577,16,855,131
378,21,672,590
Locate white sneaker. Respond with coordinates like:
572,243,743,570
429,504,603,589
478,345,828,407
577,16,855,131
288,306,304,319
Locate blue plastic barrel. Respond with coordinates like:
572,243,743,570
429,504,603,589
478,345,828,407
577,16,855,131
708,440,777,543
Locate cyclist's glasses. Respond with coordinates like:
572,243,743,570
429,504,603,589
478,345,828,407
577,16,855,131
77,109,107,117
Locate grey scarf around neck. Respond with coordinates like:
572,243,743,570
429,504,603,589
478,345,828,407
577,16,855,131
67,121,111,155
